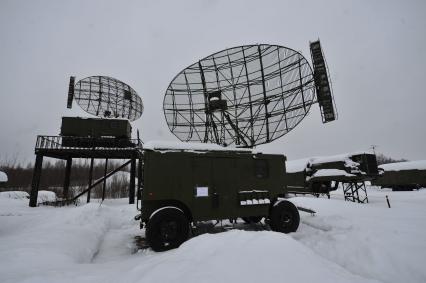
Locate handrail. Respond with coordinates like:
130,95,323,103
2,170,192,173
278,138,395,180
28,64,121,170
35,135,143,151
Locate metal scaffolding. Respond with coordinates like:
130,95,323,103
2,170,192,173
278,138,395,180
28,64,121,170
29,135,143,207
342,182,369,204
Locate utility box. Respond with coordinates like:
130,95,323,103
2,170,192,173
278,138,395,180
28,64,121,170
138,142,300,251
60,117,132,147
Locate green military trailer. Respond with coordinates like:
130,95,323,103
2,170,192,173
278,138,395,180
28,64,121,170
286,152,379,196
138,141,300,251
60,117,132,147
372,160,426,191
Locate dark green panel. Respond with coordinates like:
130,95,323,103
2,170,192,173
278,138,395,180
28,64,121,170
60,117,131,138
141,150,287,222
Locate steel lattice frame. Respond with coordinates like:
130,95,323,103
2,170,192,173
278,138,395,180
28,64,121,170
164,44,316,148
74,76,143,121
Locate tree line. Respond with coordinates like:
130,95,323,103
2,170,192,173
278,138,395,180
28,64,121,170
0,159,133,199
0,152,408,198
375,153,407,165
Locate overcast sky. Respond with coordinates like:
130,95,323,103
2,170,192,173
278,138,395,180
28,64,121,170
0,0,425,164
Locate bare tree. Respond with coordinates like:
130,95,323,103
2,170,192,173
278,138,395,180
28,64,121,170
376,153,408,166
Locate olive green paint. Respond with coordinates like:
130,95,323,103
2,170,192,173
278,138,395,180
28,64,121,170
60,117,131,139
141,149,287,223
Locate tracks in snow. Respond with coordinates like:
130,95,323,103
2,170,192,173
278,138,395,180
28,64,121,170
91,206,140,263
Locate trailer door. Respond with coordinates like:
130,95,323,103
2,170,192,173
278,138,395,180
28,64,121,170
191,157,236,220
191,157,212,220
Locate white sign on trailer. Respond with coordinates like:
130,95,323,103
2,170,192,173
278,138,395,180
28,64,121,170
196,186,209,197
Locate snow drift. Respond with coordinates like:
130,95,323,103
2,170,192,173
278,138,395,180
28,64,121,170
1,188,426,283
0,170,8,182
379,160,426,171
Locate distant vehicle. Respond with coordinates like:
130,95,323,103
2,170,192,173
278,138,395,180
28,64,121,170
286,152,379,197
137,142,300,252
371,160,426,191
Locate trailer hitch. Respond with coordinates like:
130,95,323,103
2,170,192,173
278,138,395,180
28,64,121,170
296,206,316,216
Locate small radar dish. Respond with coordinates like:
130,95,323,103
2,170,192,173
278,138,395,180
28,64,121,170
164,44,322,148
68,76,143,121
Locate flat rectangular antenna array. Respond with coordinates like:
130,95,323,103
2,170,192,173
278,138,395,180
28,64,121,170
310,41,336,123
67,76,75,109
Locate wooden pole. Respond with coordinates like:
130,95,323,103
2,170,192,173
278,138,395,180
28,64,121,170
386,195,391,208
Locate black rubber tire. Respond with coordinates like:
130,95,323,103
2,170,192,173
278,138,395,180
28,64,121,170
269,200,300,233
242,216,263,224
146,207,189,252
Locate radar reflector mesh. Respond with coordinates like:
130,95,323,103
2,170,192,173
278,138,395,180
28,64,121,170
73,76,143,121
164,44,316,147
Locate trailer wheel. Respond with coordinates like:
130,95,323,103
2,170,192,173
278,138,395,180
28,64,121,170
146,207,189,252
242,216,263,224
269,200,300,233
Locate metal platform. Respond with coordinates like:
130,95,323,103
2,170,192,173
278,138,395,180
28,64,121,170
29,135,143,207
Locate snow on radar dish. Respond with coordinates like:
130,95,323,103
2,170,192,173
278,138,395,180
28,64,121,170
67,76,143,121
164,42,336,148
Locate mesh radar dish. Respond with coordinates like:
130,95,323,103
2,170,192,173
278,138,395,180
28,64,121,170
164,43,336,148
67,76,143,121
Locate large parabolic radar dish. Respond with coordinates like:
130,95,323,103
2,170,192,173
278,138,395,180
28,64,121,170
164,43,332,148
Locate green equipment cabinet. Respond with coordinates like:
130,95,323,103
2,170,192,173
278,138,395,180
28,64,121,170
139,144,300,251
60,117,132,147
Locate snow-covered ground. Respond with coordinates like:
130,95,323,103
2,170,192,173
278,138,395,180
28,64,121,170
1,187,425,283
379,160,426,171
0,190,57,203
